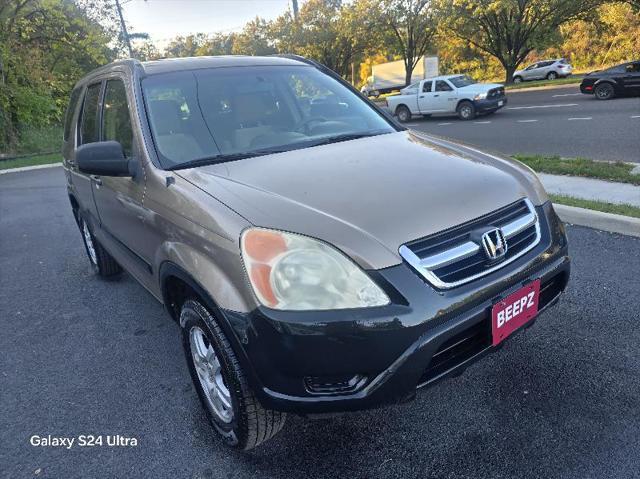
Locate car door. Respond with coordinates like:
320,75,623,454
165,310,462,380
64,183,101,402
72,82,103,228
89,76,152,282
432,79,457,112
537,61,552,79
523,63,539,81
622,62,640,91
417,80,435,112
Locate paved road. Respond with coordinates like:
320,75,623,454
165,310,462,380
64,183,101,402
402,85,640,162
2,168,640,479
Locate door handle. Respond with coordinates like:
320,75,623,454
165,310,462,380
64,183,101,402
419,95,425,98
90,175,102,186
434,94,439,97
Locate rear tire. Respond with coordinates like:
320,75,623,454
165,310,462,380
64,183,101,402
546,71,558,80
79,217,121,277
594,83,614,100
456,101,476,120
396,105,411,123
181,299,286,450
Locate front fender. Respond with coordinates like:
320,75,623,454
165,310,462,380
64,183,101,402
155,240,256,314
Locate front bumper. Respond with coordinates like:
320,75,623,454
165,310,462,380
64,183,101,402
473,96,507,112
221,202,569,414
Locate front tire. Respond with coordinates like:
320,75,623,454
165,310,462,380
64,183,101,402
181,299,286,450
456,101,476,120
513,76,523,84
547,71,558,80
396,105,412,123
594,83,614,100
79,217,121,277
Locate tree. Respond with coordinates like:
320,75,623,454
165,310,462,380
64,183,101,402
270,0,375,81
437,0,607,83
232,17,276,56
0,0,115,152
376,0,436,85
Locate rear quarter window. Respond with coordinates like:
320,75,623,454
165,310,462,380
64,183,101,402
63,88,82,141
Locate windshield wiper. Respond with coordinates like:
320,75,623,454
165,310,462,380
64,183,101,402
166,147,291,171
305,130,389,148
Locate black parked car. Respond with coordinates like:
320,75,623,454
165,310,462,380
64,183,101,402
580,60,640,100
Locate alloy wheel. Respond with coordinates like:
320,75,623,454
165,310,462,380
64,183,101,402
189,326,234,423
595,85,613,100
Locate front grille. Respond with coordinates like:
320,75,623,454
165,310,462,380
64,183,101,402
488,87,505,98
399,199,541,289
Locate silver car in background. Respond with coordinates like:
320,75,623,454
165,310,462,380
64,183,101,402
513,59,573,83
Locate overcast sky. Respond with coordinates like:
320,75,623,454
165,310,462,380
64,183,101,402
122,0,297,46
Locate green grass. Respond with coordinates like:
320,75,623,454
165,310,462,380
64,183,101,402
0,153,62,171
505,76,582,90
550,194,640,219
513,155,640,186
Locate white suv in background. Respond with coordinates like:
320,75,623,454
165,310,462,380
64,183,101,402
513,59,573,83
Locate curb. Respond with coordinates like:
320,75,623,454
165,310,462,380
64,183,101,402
506,83,580,94
0,163,62,175
554,203,640,238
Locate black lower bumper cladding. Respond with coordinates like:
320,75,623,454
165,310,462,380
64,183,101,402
222,202,569,414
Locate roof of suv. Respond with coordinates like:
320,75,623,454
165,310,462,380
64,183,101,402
74,55,310,87
141,55,306,75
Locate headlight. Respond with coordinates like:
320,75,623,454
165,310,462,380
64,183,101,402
474,92,487,100
240,228,390,311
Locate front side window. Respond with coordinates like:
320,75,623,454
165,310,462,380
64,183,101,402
422,81,432,92
102,79,134,157
80,83,102,145
435,80,453,92
449,75,476,88
142,65,395,168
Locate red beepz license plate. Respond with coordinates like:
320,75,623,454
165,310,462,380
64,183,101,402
492,279,540,346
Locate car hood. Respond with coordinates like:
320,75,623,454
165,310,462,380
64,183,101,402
457,83,503,94
176,131,547,270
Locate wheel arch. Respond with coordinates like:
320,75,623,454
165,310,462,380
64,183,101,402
159,261,265,398
394,103,409,115
456,98,474,110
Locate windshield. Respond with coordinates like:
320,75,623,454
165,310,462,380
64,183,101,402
141,65,395,168
449,75,477,88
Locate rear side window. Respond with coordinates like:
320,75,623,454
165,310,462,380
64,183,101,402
63,88,82,141
626,63,640,73
102,79,134,157
80,83,102,145
435,80,452,92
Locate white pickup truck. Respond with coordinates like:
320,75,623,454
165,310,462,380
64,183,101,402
385,74,507,121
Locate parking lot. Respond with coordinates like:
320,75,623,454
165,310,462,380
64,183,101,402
401,85,640,163
2,168,640,479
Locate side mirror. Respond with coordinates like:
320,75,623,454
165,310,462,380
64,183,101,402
77,141,131,177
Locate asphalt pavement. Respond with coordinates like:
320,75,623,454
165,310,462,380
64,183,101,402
402,85,640,162
2,168,640,479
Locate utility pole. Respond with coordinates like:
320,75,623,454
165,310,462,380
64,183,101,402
292,0,299,19
115,0,134,58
